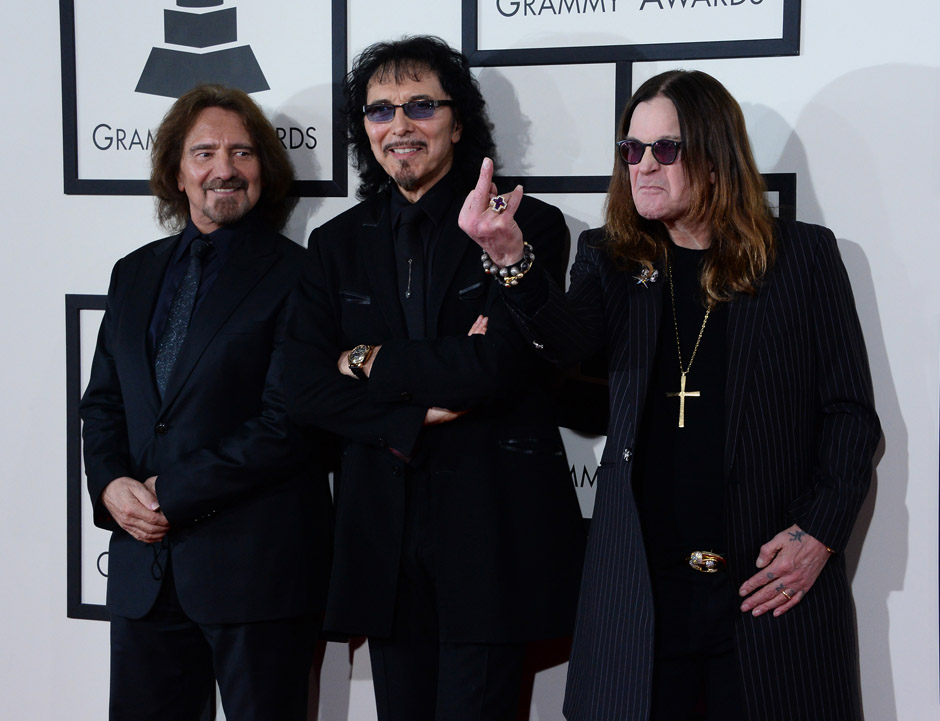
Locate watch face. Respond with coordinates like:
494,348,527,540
350,345,370,366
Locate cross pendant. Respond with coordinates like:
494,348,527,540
666,372,700,428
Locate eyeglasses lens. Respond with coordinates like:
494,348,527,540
620,141,643,164
403,101,436,119
365,101,438,123
652,140,679,164
619,140,680,165
365,106,393,122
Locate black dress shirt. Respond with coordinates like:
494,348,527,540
147,212,257,355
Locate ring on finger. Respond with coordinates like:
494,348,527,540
780,589,792,600
488,195,507,213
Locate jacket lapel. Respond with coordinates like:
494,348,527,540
120,235,178,412
159,231,278,410
426,200,471,336
361,199,408,338
601,259,664,458
723,284,770,478
628,260,665,414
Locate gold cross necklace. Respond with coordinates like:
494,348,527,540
666,261,711,428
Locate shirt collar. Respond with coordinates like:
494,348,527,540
389,171,457,229
174,208,263,264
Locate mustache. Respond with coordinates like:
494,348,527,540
202,179,248,191
383,140,427,153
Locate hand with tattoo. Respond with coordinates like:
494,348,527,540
738,523,832,618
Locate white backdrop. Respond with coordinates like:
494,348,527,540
1,1,937,719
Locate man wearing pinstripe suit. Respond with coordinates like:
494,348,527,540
461,70,880,720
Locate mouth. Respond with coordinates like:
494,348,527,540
384,142,427,157
203,181,248,194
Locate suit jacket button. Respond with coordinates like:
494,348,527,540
155,423,169,436
377,437,388,448
623,448,632,461
391,465,402,477
400,392,413,401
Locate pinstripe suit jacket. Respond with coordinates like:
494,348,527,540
508,219,880,721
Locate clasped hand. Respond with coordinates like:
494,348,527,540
101,475,169,543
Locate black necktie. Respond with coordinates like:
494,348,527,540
154,237,212,397
396,204,426,339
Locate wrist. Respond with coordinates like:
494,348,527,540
481,242,535,287
489,251,524,267
348,344,374,379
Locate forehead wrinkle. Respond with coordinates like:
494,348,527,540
370,60,432,87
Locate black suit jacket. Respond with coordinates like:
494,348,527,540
506,219,881,721
284,190,585,642
80,223,332,624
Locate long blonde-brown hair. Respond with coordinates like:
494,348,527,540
605,70,774,305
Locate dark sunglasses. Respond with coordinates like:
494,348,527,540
362,99,455,123
617,138,683,165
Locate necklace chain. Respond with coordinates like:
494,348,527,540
667,261,711,375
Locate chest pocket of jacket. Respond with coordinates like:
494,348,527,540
339,290,371,305
457,282,484,301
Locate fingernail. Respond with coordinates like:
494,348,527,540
752,608,763,617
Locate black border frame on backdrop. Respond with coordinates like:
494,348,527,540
66,294,109,621
480,63,798,206
462,0,802,67
464,2,802,195
59,0,348,198
488,62,633,194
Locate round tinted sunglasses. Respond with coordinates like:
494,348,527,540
617,139,683,165
362,99,455,123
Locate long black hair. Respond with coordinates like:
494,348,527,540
344,35,497,200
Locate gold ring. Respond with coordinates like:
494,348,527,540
488,195,507,213
687,551,727,573
780,589,792,600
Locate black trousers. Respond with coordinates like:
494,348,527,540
369,638,526,721
649,565,746,721
109,560,318,721
368,468,526,721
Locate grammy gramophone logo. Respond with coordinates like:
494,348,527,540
136,0,269,98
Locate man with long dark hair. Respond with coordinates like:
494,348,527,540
462,70,880,720
80,84,331,721
285,35,585,721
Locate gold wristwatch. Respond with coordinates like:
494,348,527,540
348,344,374,379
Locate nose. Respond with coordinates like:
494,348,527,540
389,106,415,134
636,145,659,172
213,153,238,179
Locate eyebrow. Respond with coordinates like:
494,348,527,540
187,142,255,152
365,93,435,105
625,134,681,141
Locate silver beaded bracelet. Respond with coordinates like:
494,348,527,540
481,242,535,287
